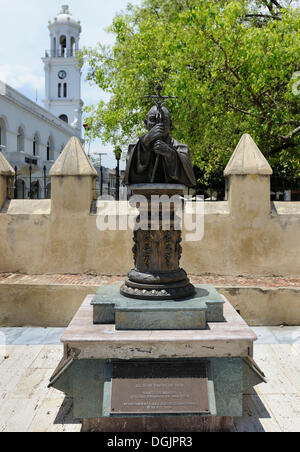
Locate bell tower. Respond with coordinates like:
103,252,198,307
42,5,83,137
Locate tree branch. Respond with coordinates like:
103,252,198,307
261,0,283,15
228,104,262,118
245,14,280,20
203,31,267,114
280,125,300,140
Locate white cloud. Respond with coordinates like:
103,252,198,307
0,64,44,91
0,64,45,91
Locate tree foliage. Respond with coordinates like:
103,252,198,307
81,0,300,181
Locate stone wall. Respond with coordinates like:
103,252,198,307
0,135,299,278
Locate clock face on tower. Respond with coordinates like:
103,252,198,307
58,70,67,80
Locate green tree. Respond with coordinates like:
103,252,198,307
81,0,300,182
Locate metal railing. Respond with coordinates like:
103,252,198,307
11,166,51,199
195,179,226,201
271,176,300,201
7,168,299,202
44,49,80,58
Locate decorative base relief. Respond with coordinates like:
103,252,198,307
121,264,196,300
120,280,195,300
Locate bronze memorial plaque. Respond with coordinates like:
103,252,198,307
110,361,210,415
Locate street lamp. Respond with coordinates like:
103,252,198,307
94,152,107,196
83,123,91,157
114,147,122,201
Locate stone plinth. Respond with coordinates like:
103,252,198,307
49,293,265,428
59,294,256,360
91,284,224,330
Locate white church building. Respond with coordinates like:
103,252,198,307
0,5,83,199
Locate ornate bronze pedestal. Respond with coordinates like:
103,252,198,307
120,184,196,300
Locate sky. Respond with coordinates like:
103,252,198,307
0,0,142,169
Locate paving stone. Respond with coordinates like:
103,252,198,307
0,340,299,431
267,326,300,344
251,327,279,344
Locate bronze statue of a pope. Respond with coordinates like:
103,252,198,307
123,105,196,187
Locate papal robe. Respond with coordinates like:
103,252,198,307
123,135,196,187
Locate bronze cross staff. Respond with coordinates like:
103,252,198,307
144,85,176,182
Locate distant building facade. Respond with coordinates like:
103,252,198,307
0,5,82,199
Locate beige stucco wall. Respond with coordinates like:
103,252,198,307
0,173,299,277
182,180,300,276
0,135,299,327
0,283,298,327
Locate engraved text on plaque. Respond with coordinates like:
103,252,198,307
111,361,210,415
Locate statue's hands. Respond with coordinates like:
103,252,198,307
143,124,165,145
153,140,173,157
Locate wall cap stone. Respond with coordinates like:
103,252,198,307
224,134,273,176
0,152,15,176
50,136,98,177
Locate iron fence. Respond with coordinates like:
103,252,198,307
270,176,300,201
12,166,51,199
44,49,81,58
195,178,226,201
7,169,299,202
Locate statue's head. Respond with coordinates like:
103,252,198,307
145,105,172,135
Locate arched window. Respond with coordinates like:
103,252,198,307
15,179,25,199
33,133,40,156
63,83,67,98
53,37,57,57
17,126,25,152
60,35,66,57
30,181,40,199
59,114,68,124
71,37,75,56
0,117,7,149
47,136,54,161
58,83,62,98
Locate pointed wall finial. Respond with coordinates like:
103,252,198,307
50,137,97,177
0,151,15,176
224,134,273,176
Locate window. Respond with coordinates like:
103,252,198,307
60,35,66,57
17,126,25,152
47,136,54,161
33,133,40,156
0,118,6,149
63,83,67,98
15,179,25,199
58,83,61,98
59,115,68,124
71,37,75,56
